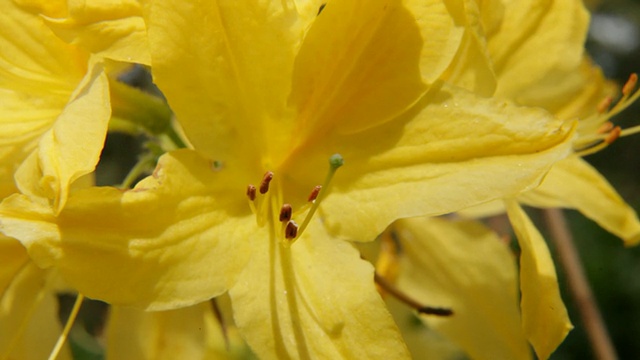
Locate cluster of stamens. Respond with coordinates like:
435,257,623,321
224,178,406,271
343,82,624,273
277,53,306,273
246,154,343,245
575,73,640,156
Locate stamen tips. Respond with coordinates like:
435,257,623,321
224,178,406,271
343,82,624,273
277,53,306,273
606,126,622,144
259,171,274,194
246,185,257,201
279,204,293,222
308,185,322,202
597,96,613,114
329,153,344,169
624,73,638,96
285,220,299,239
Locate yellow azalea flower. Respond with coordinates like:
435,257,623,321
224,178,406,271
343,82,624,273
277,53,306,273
385,217,532,360
1,0,576,358
478,0,640,245
453,0,639,358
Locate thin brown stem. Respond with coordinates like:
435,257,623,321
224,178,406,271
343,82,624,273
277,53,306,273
543,208,618,360
374,272,453,316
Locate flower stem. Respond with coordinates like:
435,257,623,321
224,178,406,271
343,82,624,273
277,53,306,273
542,208,617,360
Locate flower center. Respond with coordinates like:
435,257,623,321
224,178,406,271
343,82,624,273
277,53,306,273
246,154,344,246
574,73,640,156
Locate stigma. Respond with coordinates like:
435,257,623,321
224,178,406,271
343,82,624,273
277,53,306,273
245,154,344,245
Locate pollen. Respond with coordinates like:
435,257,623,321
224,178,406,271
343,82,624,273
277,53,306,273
259,171,274,194
279,204,292,222
308,185,322,202
244,154,344,245
246,185,257,201
285,220,299,239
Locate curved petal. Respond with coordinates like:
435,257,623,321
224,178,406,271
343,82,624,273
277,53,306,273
394,217,531,360
143,0,322,164
0,0,88,199
1,150,253,310
519,156,640,245
107,302,234,360
290,0,459,140
14,57,110,213
490,0,589,111
228,221,410,359
506,201,572,360
440,0,497,96
41,0,150,65
0,263,71,360
294,83,575,241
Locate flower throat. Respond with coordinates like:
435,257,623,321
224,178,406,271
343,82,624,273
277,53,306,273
246,154,344,246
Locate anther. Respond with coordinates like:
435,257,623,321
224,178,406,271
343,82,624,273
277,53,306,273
597,121,614,134
308,185,322,202
279,204,292,222
623,73,638,96
246,185,257,201
605,126,622,144
597,96,613,114
259,171,274,194
285,220,299,239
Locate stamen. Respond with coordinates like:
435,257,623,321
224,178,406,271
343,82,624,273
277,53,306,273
279,204,293,222
295,154,344,241
246,185,257,201
48,294,84,360
285,220,299,239
605,126,621,144
259,171,274,194
623,73,638,97
374,272,453,316
597,96,613,114
596,121,614,134
308,185,322,202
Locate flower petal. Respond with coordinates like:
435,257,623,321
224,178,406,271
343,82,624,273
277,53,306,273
294,83,574,241
0,263,71,360
39,0,150,65
490,0,589,111
506,201,572,360
143,0,322,163
1,149,252,310
107,302,232,359
520,156,640,245
0,237,30,296
290,0,437,137
13,57,110,212
440,0,497,96
394,217,531,360
228,221,410,359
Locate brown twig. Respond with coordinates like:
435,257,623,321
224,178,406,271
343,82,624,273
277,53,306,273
542,208,618,360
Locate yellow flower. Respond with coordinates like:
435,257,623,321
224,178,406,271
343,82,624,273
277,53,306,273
382,217,532,360
451,0,639,358
1,0,575,358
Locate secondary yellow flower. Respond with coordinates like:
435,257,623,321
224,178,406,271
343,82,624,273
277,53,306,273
451,0,640,358
1,0,575,358
384,217,531,360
